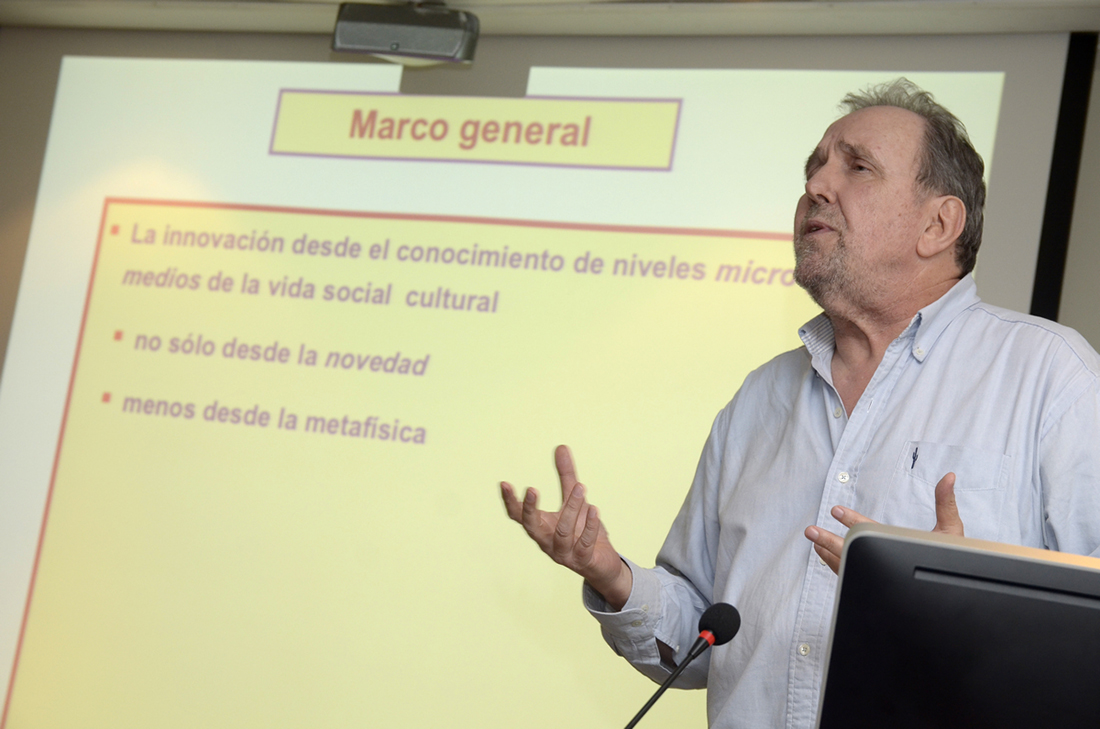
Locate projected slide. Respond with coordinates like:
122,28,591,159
0,59,1002,729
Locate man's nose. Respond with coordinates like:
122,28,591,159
804,165,837,204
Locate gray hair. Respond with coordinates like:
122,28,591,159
841,78,986,276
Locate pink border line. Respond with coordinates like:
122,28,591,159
268,89,683,172
1,195,790,722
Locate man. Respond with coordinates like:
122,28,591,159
500,79,1100,728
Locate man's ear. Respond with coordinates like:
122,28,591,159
917,196,966,260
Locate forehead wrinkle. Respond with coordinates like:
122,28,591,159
835,139,883,172
803,136,885,180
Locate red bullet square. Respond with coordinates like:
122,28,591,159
114,330,123,341
102,392,111,403
110,225,119,235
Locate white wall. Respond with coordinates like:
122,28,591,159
1058,51,1100,349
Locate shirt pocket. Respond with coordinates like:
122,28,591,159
891,440,1011,542
896,440,1009,492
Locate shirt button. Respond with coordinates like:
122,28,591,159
915,346,925,357
631,620,643,627
833,406,843,418
818,555,828,567
798,643,811,656
838,471,850,483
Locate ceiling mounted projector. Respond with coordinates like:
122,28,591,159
332,2,479,64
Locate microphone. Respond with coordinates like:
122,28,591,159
623,602,741,729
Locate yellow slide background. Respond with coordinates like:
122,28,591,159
7,200,816,728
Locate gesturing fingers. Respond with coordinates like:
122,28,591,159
499,450,629,604
805,506,879,575
933,472,964,536
503,478,593,568
552,482,588,561
555,445,579,501
574,505,601,564
519,486,549,542
805,525,845,574
829,505,875,529
500,481,524,523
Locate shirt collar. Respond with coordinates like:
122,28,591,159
909,275,980,362
798,275,981,364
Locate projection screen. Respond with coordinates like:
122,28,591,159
0,32,1072,729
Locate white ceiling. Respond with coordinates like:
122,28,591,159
1,0,1100,37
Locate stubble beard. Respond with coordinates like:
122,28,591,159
794,213,850,309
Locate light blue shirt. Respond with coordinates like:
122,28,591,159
586,276,1100,728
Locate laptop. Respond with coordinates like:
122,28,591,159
816,523,1100,729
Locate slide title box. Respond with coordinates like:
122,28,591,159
270,90,682,170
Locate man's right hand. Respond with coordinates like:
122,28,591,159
501,445,633,610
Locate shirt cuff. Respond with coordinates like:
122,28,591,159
583,557,665,662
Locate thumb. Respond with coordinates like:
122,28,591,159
933,472,964,536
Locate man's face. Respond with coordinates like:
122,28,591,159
793,105,930,310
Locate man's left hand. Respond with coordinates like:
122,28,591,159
804,472,963,574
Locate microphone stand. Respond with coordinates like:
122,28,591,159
623,633,713,729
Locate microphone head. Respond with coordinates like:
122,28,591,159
698,602,741,646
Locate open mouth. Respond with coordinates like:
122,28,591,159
802,219,834,235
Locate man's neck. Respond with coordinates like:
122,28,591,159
826,276,959,415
